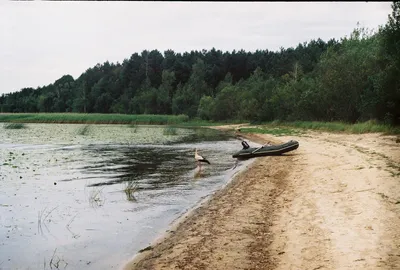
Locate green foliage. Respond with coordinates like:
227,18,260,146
197,96,215,120
172,59,209,117
1,7,399,128
212,85,239,120
314,26,381,122
375,1,400,125
0,113,189,125
156,70,175,114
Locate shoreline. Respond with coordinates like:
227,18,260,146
122,128,400,270
122,152,256,268
121,131,262,269
122,130,286,270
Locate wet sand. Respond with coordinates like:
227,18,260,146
123,127,400,270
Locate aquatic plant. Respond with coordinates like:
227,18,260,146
124,180,139,202
129,122,139,133
163,126,177,135
0,113,190,125
77,124,91,136
3,123,26,129
88,187,105,208
37,206,58,236
44,248,68,270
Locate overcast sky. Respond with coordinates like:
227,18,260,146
0,1,393,95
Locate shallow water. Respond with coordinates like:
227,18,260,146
0,124,252,270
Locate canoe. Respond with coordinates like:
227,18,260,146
232,140,299,159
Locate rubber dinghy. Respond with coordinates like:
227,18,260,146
232,140,299,159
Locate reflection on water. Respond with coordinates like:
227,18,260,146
0,124,250,270
82,145,192,188
194,168,207,179
80,144,228,191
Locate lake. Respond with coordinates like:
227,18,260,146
0,123,253,270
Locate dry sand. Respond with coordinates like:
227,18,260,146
123,127,400,270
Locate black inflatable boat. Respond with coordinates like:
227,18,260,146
232,140,299,159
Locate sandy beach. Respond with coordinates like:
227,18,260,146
123,128,400,270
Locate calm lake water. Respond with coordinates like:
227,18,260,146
0,124,253,270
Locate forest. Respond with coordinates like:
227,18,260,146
1,2,399,125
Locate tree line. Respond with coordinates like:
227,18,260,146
1,2,399,125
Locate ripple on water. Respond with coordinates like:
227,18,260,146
0,123,251,270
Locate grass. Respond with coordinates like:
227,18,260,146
1,113,398,135
258,120,400,135
173,118,244,127
0,113,235,130
239,127,302,136
3,122,26,129
181,119,399,135
0,113,190,125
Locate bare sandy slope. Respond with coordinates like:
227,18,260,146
123,129,400,270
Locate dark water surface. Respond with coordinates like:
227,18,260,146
0,124,253,270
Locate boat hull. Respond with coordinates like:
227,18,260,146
232,140,299,159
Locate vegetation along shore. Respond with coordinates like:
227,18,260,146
1,3,399,127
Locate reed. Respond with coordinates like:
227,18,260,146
3,122,26,129
77,124,91,135
163,126,178,135
0,113,190,125
124,180,139,202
